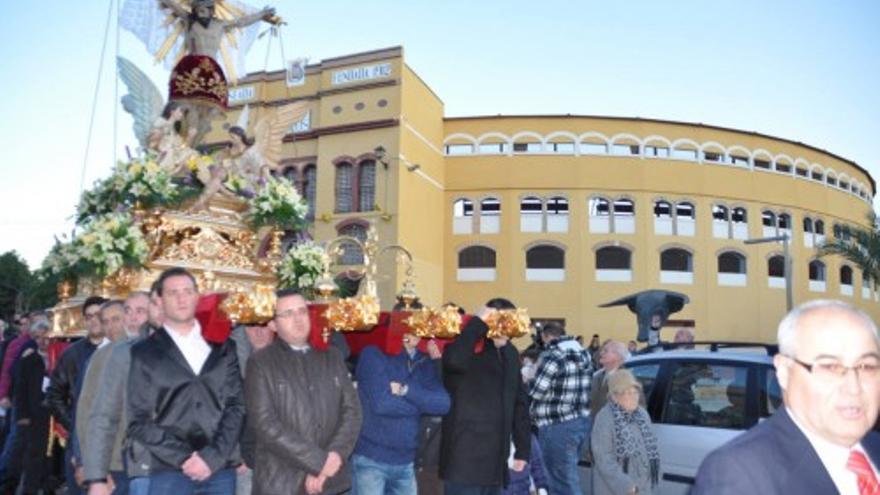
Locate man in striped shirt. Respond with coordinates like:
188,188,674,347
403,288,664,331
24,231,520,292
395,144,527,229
529,323,592,495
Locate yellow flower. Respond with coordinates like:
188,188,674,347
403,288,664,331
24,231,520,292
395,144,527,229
145,161,159,174
186,157,200,172
129,162,143,175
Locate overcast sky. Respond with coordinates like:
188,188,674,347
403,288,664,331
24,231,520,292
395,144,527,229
1,0,878,268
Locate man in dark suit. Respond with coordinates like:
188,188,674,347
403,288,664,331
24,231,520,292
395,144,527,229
440,298,531,494
126,267,244,494
693,300,880,494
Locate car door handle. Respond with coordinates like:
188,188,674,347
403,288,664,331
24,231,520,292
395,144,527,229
662,473,695,485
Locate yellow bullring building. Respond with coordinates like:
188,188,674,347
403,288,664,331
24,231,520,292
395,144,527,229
207,46,878,344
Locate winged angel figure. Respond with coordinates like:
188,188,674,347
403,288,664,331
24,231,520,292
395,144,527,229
191,101,309,211
119,0,279,144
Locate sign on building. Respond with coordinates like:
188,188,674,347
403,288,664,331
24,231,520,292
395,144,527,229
228,85,255,104
286,58,308,87
290,111,311,133
330,62,392,86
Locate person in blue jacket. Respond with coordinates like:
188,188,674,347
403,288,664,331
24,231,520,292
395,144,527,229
352,326,451,494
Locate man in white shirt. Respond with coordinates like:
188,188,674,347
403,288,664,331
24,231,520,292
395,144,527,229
694,300,880,494
127,268,244,494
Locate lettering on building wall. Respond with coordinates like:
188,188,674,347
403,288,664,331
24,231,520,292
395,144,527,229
228,86,255,104
331,63,392,86
290,111,311,133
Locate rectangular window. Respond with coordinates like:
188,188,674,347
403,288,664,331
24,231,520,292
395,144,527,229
513,142,542,153
754,159,771,170
445,144,474,155
730,155,749,166
796,167,808,177
661,362,749,429
703,152,722,162
671,148,698,160
644,145,670,157
580,143,607,155
611,144,639,156
478,143,505,154
548,142,575,153
776,163,792,173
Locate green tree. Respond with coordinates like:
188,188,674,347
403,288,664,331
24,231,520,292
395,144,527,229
0,251,32,321
818,214,880,284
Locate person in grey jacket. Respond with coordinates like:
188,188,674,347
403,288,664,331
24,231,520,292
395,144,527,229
591,369,659,495
84,287,162,495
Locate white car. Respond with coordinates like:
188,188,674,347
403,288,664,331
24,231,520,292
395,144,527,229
580,344,781,495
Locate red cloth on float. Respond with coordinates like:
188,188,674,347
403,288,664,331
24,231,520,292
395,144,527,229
196,293,232,343
169,55,228,109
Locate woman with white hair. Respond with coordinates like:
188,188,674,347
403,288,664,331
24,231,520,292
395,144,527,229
591,369,660,495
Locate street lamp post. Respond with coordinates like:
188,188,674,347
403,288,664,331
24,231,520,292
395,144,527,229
744,234,793,312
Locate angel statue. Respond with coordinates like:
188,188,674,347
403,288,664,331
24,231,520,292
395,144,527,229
118,57,200,174
120,0,280,145
189,101,309,212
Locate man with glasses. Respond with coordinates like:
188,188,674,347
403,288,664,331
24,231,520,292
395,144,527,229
244,288,361,495
47,296,107,495
693,300,880,494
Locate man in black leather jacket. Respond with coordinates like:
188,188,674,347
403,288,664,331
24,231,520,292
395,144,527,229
46,295,107,495
126,267,244,494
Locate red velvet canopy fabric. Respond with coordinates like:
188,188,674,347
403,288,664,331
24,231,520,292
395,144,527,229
169,55,228,109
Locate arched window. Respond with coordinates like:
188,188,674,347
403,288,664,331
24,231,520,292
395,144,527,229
526,244,566,281
454,198,474,217
768,255,786,278
457,246,497,282
660,247,693,285
654,200,673,235
334,162,354,213
452,198,474,235
809,260,827,292
815,219,825,236
712,205,730,221
520,196,543,233
526,245,565,269
358,161,376,212
282,166,297,185
654,200,672,218
612,198,636,234
458,246,496,268
589,197,611,233
661,248,693,272
676,202,696,237
718,252,746,274
596,246,631,270
303,165,316,220
546,196,569,233
762,210,776,227
778,213,791,231
337,222,367,265
840,266,854,285
803,217,814,233
480,197,501,234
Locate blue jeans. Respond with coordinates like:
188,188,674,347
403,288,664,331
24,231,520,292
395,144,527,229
538,416,589,495
351,454,416,495
443,480,501,495
128,476,150,495
0,408,20,484
111,470,130,495
147,468,235,495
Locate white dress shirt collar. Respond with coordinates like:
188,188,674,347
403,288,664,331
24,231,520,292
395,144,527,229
787,406,878,494
164,321,211,375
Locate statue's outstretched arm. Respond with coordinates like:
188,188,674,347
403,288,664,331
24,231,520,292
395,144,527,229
159,0,188,18
228,6,276,29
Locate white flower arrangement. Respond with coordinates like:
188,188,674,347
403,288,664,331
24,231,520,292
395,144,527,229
277,241,327,292
70,212,149,278
247,176,309,230
75,154,202,225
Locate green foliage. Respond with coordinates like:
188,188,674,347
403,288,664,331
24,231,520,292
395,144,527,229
0,251,32,321
818,213,880,284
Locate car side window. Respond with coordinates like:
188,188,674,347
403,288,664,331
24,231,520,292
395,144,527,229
661,362,748,429
760,365,782,418
627,363,661,401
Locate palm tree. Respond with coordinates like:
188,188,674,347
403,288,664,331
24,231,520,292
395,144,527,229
818,213,880,285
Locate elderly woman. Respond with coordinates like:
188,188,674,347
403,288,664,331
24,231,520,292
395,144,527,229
591,369,660,495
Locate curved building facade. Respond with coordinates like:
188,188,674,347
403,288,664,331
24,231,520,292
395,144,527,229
208,46,877,344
